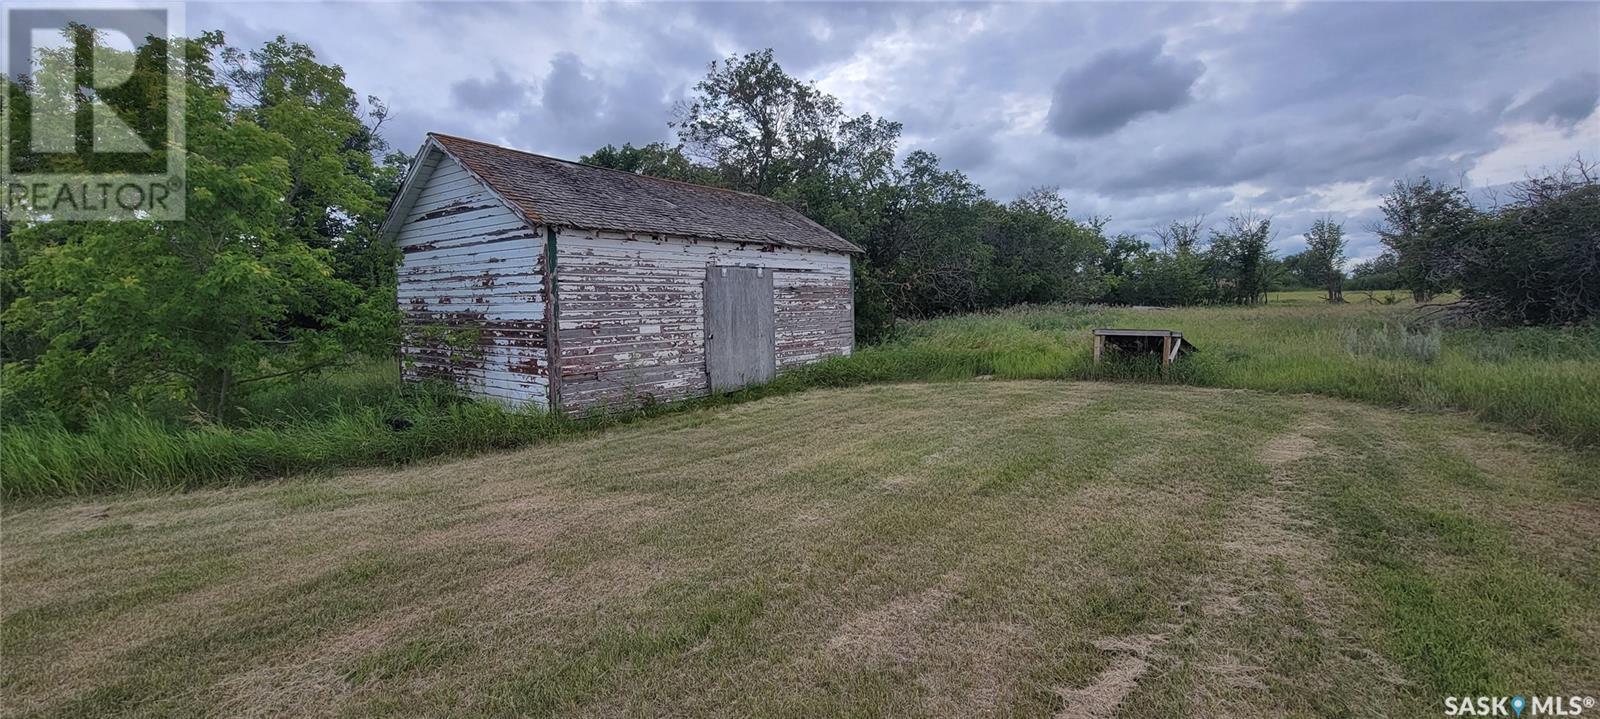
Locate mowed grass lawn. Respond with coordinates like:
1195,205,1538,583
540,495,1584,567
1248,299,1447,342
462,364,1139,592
4,381,1597,718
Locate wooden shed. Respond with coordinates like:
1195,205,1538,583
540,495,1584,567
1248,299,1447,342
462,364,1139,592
379,133,862,414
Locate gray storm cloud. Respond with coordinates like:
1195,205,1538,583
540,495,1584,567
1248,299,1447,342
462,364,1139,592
1506,72,1600,125
1045,38,1205,138
449,68,531,113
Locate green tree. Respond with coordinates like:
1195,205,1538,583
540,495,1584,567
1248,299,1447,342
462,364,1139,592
1277,251,1313,289
219,37,394,285
1347,252,1401,291
1209,213,1275,304
3,33,392,423
867,151,991,318
1376,178,1475,302
673,49,842,195
1301,217,1348,302
1101,234,1148,276
1149,217,1216,306
580,142,719,185
980,188,1106,306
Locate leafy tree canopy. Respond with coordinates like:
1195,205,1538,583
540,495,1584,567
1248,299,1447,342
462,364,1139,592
2,31,398,424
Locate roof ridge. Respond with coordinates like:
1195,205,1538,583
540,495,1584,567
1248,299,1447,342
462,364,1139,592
426,132,782,205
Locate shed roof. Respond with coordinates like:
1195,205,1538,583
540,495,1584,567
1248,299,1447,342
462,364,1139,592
420,133,861,254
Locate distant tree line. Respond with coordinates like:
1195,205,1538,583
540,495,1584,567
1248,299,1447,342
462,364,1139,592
590,50,1596,331
582,50,1359,337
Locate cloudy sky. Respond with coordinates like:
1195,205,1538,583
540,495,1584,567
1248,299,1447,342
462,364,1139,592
192,1,1600,261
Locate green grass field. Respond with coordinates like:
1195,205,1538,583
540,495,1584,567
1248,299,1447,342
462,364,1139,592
4,381,1596,717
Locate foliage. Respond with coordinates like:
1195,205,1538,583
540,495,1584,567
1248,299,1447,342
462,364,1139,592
1347,252,1402,291
1208,213,1276,304
673,49,843,196
1372,160,1596,325
579,142,720,185
1,31,399,425
1301,217,1349,302
860,150,990,320
1376,178,1476,302
980,188,1108,307
1276,251,1318,290
1456,160,1599,325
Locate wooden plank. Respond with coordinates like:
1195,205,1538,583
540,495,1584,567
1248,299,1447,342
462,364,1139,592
1092,328,1179,338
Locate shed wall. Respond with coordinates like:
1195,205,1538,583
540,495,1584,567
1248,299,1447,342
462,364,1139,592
553,229,853,412
395,152,550,408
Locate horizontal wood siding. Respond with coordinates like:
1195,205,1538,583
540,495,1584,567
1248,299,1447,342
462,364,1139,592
554,229,852,413
395,152,549,409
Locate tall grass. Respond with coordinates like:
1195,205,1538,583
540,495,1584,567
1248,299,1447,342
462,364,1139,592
826,297,1600,446
4,294,1597,500
1,384,565,499
1343,322,1443,363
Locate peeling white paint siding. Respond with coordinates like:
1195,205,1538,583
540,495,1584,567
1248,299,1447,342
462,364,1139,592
555,229,853,412
394,152,550,409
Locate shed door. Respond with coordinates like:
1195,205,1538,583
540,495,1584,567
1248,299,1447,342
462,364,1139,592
705,266,775,392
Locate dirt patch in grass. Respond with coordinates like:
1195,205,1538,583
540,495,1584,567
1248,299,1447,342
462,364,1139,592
1054,633,1169,719
1258,432,1315,468
1446,434,1545,479
829,574,964,664
914,621,1033,716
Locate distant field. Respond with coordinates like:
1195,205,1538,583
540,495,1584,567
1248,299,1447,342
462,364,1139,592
4,382,1596,717
837,295,1600,446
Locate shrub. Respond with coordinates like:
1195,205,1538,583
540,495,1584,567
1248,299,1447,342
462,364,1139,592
1344,322,1443,363
1456,162,1599,325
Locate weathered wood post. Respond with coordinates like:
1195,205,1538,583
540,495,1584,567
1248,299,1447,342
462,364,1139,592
1161,335,1173,376
1093,335,1104,365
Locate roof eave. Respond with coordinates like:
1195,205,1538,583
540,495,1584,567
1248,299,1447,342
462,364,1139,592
376,139,441,242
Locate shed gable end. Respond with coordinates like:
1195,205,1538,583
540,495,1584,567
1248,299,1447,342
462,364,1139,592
394,150,551,408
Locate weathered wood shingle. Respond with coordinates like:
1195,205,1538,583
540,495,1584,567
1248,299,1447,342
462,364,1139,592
429,133,862,254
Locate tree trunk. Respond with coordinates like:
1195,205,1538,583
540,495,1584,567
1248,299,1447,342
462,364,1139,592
193,367,233,422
